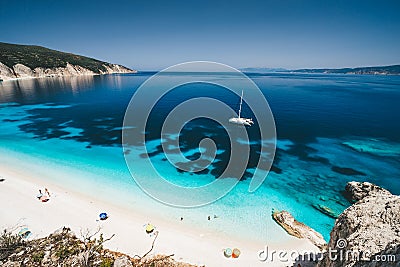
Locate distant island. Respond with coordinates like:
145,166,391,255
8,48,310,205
0,42,136,81
291,64,400,75
241,65,400,75
240,67,288,73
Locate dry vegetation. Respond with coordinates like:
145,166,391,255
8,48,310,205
0,227,200,267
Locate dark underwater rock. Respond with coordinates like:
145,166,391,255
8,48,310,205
312,204,340,219
331,166,366,176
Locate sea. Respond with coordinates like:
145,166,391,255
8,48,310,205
0,72,399,244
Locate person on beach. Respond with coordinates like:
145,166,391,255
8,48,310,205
45,188,50,197
37,190,43,199
40,195,49,202
36,189,50,202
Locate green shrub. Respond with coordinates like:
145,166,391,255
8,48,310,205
32,251,45,262
0,229,25,261
99,257,114,267
55,244,80,260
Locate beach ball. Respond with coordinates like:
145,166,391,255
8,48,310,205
232,248,241,258
224,248,232,258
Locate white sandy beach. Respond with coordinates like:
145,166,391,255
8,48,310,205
0,163,319,267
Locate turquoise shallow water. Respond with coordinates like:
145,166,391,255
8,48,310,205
0,73,399,243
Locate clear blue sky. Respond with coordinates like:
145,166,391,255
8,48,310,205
0,0,399,70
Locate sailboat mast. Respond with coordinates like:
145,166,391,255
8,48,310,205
238,90,243,118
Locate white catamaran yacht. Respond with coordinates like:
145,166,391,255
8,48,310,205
229,90,254,126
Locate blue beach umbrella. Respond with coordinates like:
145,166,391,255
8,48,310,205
99,212,108,220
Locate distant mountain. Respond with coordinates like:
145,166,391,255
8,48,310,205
240,67,287,73
0,42,136,81
290,65,400,75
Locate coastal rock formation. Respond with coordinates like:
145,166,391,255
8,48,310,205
272,210,327,250
0,62,134,81
0,41,136,81
344,181,392,202
317,182,400,267
12,63,34,78
0,62,15,79
100,64,134,75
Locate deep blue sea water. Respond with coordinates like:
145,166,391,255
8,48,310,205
0,72,399,242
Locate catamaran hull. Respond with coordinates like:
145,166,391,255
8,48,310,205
229,117,252,126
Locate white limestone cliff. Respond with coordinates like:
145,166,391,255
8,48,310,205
0,62,135,81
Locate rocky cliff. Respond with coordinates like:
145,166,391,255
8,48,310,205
0,61,135,81
0,42,136,81
317,182,400,267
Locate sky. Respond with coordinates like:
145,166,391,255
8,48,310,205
0,0,399,70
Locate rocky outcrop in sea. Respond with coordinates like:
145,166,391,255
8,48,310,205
0,62,135,81
272,210,327,250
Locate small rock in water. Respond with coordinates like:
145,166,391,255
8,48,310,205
312,204,339,219
270,183,278,189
